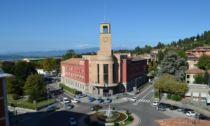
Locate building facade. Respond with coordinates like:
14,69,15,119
185,47,210,58
187,56,199,69
60,23,147,96
185,68,204,84
0,67,12,126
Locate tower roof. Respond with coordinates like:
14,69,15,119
0,66,13,78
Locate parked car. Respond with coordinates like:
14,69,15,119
87,97,95,102
106,98,112,103
57,73,61,77
77,94,87,99
67,104,73,109
97,98,104,103
159,103,166,107
182,108,193,114
164,104,171,108
169,106,179,110
71,99,79,103
177,107,184,112
153,101,159,106
47,106,57,112
157,106,166,111
69,118,76,125
63,97,70,104
186,111,197,117
195,113,208,119
90,105,102,111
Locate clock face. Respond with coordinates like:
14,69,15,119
103,36,108,42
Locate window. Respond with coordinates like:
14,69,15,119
191,65,193,67
103,26,108,33
193,75,195,78
82,69,84,73
80,69,81,73
187,81,189,83
191,60,193,62
187,75,190,78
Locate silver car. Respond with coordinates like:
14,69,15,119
67,104,73,109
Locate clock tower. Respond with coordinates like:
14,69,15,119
98,23,112,55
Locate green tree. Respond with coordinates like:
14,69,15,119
195,73,204,84
206,34,210,44
177,49,187,60
161,50,187,81
24,74,46,96
61,49,75,61
196,34,200,40
28,87,40,103
6,77,23,95
114,122,117,126
197,55,210,70
43,57,55,73
158,51,164,64
14,61,37,84
204,70,208,84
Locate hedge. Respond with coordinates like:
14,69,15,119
59,84,78,95
154,91,159,98
171,95,181,101
167,94,171,99
137,82,149,91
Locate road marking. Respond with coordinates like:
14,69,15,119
132,99,151,105
136,84,153,98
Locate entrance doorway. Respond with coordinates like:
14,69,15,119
103,88,109,96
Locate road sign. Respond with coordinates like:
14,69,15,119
133,87,136,91
53,93,54,96
152,90,154,92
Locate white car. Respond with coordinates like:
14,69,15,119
71,99,79,103
129,97,137,102
63,97,69,103
153,101,159,106
186,111,197,117
69,118,76,125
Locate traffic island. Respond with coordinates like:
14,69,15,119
79,108,140,126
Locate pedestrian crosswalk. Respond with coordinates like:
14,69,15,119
132,99,150,105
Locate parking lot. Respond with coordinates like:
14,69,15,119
150,100,210,120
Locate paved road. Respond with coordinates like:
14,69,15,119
14,81,169,126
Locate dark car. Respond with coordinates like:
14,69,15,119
195,113,208,119
90,105,102,111
157,106,166,111
182,108,193,114
47,106,57,112
159,103,166,106
169,106,179,110
164,104,171,108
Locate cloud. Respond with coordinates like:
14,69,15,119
77,44,90,48
116,45,127,47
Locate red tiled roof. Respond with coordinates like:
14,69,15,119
137,55,150,58
155,117,210,126
185,68,204,74
61,58,82,65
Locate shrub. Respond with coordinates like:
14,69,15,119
194,103,197,107
167,94,171,99
128,115,133,121
10,103,14,107
59,84,78,95
202,106,205,109
171,95,181,101
96,108,98,112
126,110,129,115
114,122,117,126
12,94,20,100
113,107,115,110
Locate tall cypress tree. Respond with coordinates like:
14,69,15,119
204,70,209,84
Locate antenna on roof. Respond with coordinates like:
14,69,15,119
104,3,106,23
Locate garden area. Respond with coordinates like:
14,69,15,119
7,94,54,110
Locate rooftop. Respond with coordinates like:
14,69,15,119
155,117,210,126
61,58,82,65
185,68,204,74
0,66,13,78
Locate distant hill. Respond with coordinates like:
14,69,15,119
0,47,132,61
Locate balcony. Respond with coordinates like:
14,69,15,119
91,81,119,87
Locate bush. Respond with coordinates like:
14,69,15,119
96,108,98,112
113,107,115,110
171,95,181,101
126,110,129,115
114,122,117,126
167,94,171,99
137,82,149,91
12,94,20,100
128,115,134,121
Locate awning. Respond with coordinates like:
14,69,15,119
185,92,191,96
193,92,199,97
201,93,207,97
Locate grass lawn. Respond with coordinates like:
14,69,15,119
7,94,24,105
84,114,134,126
7,94,54,110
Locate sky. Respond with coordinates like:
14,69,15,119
0,0,210,54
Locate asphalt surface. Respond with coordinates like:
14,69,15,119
14,79,169,126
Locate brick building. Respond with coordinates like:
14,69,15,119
0,67,12,126
60,23,147,96
186,46,210,58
